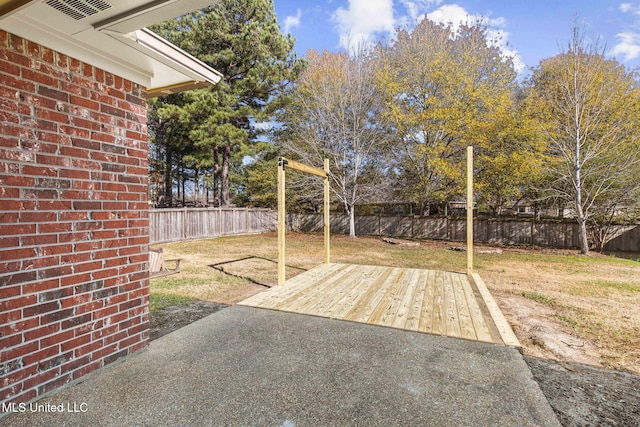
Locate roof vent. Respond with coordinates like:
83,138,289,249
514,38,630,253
45,0,112,20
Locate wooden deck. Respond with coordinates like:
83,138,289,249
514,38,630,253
239,263,521,347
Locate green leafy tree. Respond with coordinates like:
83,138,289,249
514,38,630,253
150,0,304,206
376,19,539,214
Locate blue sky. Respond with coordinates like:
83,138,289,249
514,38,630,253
273,0,640,74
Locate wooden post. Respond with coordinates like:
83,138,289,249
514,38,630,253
466,146,474,277
277,157,286,286
278,156,330,283
324,158,330,264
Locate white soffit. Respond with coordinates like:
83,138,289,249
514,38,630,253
0,0,222,95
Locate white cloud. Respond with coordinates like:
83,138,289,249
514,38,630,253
612,31,640,60
332,0,396,51
283,9,302,34
613,3,640,62
426,4,525,73
620,3,640,14
426,4,472,31
425,4,504,32
253,121,275,131
329,1,523,72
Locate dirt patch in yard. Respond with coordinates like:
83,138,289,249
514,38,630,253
495,293,602,366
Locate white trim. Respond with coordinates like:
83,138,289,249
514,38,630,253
117,28,222,86
0,0,222,94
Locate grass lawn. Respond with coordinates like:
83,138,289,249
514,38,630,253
150,232,640,373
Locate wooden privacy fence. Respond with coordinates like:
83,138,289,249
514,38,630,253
150,208,277,244
287,213,640,252
148,209,639,251
604,225,640,252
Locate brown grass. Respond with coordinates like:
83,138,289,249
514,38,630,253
152,232,640,373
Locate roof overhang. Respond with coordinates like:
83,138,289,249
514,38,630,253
0,0,223,97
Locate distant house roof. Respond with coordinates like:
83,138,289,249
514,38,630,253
0,0,223,96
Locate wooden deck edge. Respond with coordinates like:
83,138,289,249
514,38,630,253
469,273,522,351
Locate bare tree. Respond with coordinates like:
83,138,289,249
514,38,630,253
527,24,640,254
277,48,387,237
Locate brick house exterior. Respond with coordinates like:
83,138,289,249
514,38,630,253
0,29,151,406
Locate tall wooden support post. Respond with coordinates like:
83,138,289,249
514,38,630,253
324,159,330,264
466,146,474,277
277,157,286,286
277,157,330,285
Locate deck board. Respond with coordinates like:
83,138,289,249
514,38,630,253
344,267,402,324
418,269,435,334
431,270,446,336
443,272,461,338
239,263,519,347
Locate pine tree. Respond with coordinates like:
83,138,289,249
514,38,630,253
149,0,304,206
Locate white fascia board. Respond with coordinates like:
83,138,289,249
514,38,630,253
120,28,223,86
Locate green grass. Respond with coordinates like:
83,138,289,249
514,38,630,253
553,313,580,328
151,276,212,290
586,279,640,294
520,291,558,307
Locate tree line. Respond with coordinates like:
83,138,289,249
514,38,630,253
148,0,640,255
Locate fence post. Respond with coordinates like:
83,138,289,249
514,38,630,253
411,215,415,239
531,220,536,246
183,207,187,241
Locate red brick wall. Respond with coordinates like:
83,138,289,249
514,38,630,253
0,30,150,406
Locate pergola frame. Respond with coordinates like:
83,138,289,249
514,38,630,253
276,148,473,285
278,157,330,286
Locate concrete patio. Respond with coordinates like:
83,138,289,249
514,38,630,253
2,305,560,426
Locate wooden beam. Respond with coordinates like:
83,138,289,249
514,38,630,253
467,146,473,277
470,273,522,350
277,157,286,286
324,158,330,263
283,158,327,178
